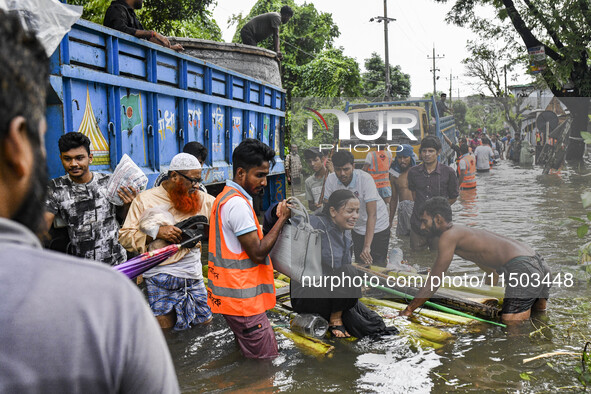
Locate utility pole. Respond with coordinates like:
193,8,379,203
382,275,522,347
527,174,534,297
370,1,396,99
447,70,458,104
427,46,445,98
504,65,508,96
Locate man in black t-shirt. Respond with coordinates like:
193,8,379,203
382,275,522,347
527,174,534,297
240,6,293,59
104,0,183,51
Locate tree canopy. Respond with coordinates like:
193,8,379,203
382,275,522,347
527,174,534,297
436,0,591,160
68,0,221,40
361,52,411,100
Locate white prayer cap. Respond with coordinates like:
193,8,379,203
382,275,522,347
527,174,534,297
169,153,201,171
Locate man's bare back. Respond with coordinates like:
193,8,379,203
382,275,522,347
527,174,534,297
439,224,535,271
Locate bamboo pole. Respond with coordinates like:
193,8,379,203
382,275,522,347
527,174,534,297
362,297,474,325
356,265,501,319
366,282,507,328
272,325,335,357
385,270,505,300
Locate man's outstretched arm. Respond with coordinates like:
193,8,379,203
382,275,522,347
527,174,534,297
399,233,456,316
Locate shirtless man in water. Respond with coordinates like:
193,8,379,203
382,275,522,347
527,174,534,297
399,197,551,323
389,144,416,236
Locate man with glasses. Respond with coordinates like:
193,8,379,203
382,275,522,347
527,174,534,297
119,153,215,330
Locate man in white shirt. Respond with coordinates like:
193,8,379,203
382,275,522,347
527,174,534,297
324,151,390,267
474,137,495,172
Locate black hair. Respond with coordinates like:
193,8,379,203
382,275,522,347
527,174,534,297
303,148,323,161
332,150,354,168
420,197,453,223
281,5,294,16
0,10,48,147
232,138,275,176
183,141,208,163
322,189,357,216
460,144,469,155
420,135,442,152
58,132,91,155
482,137,491,146
440,93,447,97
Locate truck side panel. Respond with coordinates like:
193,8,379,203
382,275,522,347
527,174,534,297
46,19,286,208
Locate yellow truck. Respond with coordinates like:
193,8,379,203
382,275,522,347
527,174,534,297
340,97,457,167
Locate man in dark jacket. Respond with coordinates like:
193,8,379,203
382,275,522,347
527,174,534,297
104,0,183,51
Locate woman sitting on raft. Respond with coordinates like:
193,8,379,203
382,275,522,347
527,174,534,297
264,190,397,338
290,189,361,337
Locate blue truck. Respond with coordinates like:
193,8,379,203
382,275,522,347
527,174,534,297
46,18,287,208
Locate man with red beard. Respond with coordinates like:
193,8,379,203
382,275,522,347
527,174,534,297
120,153,215,330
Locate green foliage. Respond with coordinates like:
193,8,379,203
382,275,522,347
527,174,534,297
291,48,361,97
68,0,221,40
452,100,468,133
361,52,411,99
462,40,536,135
436,0,591,158
461,95,507,134
519,371,534,381
575,342,591,387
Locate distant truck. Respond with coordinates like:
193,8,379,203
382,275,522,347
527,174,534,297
341,96,457,166
46,18,286,209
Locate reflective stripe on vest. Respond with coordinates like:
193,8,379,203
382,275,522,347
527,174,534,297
207,186,276,316
208,282,275,299
368,151,391,189
458,154,477,189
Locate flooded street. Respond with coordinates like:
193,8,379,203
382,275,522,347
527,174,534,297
167,160,591,393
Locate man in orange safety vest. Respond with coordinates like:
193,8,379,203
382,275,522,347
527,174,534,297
457,144,476,190
207,138,289,360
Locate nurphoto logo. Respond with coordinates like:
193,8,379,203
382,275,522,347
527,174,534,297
304,107,418,153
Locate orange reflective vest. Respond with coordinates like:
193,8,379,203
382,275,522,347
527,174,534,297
207,186,275,316
458,153,476,189
367,151,391,189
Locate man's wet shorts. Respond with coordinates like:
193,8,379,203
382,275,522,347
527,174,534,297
497,253,551,315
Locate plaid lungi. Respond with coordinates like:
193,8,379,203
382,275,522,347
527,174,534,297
145,274,212,331
396,200,414,237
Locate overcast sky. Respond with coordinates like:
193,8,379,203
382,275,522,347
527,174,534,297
212,0,523,97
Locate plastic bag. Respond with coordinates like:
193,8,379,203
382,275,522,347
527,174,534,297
106,154,149,206
138,206,175,239
0,0,82,57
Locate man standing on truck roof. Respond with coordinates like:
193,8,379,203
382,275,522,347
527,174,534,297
399,197,551,323
0,11,179,392
104,0,183,52
44,132,137,266
240,6,294,60
433,93,452,119
207,139,290,360
324,151,390,267
119,153,215,330
389,144,416,237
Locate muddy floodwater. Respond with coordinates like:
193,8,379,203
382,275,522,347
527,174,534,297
165,160,591,393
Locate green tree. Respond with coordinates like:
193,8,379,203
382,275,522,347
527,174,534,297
452,100,468,134
68,0,221,40
436,0,591,162
361,52,411,99
462,40,535,135
292,48,361,97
